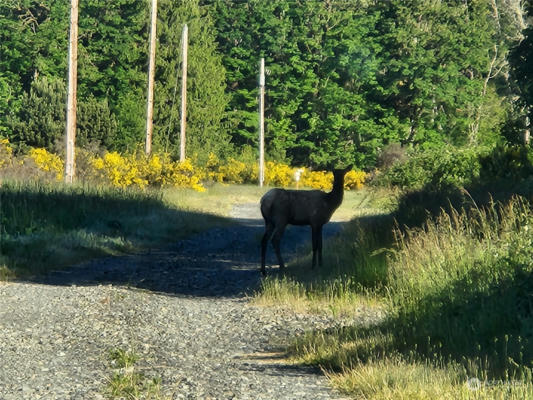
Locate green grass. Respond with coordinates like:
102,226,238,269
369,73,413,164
163,183,269,216
0,180,228,279
255,190,533,399
0,180,367,280
254,188,396,314
106,348,167,400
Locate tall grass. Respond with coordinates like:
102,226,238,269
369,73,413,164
388,198,533,379
256,195,395,315
258,195,533,398
0,180,226,278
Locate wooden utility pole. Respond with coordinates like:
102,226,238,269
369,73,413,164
180,24,188,162
145,0,158,155
258,58,265,187
65,0,78,184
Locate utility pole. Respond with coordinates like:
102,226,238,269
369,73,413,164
65,0,78,184
258,58,265,187
180,24,188,162
145,0,158,155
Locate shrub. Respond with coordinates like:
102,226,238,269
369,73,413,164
377,143,407,169
300,169,332,190
344,170,367,190
0,145,367,192
218,158,248,184
479,144,533,182
377,146,487,191
9,76,66,151
0,138,13,169
91,152,147,189
264,161,294,187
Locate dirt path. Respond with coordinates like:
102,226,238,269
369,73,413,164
0,203,353,399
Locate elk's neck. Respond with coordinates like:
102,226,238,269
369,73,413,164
326,175,345,208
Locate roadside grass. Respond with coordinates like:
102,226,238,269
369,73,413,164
255,190,533,398
0,179,367,280
163,183,269,216
255,187,397,315
163,182,372,219
0,180,229,279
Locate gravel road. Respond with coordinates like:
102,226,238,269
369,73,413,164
0,202,372,399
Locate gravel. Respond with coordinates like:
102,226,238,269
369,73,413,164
0,202,377,399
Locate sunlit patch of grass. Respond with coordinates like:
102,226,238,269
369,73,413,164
106,348,167,400
255,275,382,317
328,358,533,400
163,183,269,217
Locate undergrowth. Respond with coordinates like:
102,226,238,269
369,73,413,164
0,180,226,278
256,194,533,398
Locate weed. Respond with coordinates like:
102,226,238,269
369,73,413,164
106,348,166,400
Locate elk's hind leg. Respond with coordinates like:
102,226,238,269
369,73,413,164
271,225,286,271
261,222,275,275
311,225,323,269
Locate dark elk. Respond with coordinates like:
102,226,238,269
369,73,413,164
259,166,351,276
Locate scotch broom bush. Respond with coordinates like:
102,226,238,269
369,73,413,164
0,142,367,191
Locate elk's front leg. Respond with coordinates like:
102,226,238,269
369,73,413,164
311,226,320,269
317,225,323,267
261,222,274,275
271,226,286,270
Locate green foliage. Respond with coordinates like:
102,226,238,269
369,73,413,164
9,76,66,151
479,144,533,182
377,146,487,191
208,0,396,168
509,3,533,128
388,199,533,379
154,0,231,162
206,0,519,168
77,95,119,149
77,0,148,148
1,0,529,169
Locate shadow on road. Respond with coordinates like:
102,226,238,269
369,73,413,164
28,203,347,298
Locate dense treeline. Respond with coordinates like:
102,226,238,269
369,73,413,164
0,0,532,169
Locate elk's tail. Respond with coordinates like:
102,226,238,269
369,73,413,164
260,189,278,222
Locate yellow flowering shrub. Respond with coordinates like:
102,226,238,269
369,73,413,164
344,170,367,190
28,148,63,181
0,138,13,169
161,158,206,192
264,161,293,187
1,143,366,192
218,158,256,184
91,152,147,189
137,154,164,186
202,152,225,183
91,152,206,191
301,169,332,190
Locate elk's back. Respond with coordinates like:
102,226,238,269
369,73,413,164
260,188,330,226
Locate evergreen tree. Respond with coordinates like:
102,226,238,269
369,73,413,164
76,95,118,149
509,1,533,141
10,76,66,151
155,0,230,162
